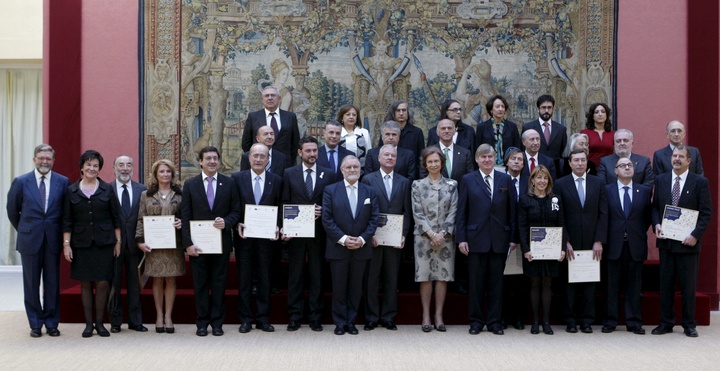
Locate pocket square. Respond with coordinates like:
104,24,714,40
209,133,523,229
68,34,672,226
363,198,371,205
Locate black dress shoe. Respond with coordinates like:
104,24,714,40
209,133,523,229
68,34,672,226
651,325,673,335
309,321,323,332
156,326,166,333
110,325,121,333
382,321,397,330
514,320,525,330
287,321,301,331
364,321,378,331
626,326,645,335
542,323,554,335
491,326,505,335
239,323,252,333
30,328,42,338
601,325,615,333
469,325,482,335
95,325,110,337
684,327,699,338
46,328,60,337
131,325,149,332
82,325,94,338
566,324,578,333
530,322,540,334
257,323,275,332
580,324,593,333
196,327,208,336
165,327,175,334
334,325,345,335
212,327,224,336
345,324,359,335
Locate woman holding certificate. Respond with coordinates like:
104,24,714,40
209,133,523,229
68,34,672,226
518,165,566,335
411,147,458,333
135,159,185,334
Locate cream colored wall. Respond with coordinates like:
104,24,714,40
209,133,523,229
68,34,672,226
0,0,43,63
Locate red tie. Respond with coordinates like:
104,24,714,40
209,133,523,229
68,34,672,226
543,122,551,144
530,157,536,173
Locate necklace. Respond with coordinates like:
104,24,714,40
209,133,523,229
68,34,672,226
158,189,170,199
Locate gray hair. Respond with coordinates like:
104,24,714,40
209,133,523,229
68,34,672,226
562,132,589,158
381,120,401,134
614,128,634,141
34,144,55,157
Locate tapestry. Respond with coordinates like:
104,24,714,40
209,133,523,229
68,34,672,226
140,0,616,180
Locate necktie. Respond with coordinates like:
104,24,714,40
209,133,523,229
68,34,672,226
122,184,131,216
576,178,585,207
384,174,392,199
484,175,492,198
513,177,519,201
328,149,336,173
671,176,681,206
39,176,47,212
348,185,357,217
206,177,215,209
305,169,313,197
269,112,279,139
623,186,632,218
266,154,271,172
543,122,551,144
254,176,262,205
530,157,536,173
443,147,452,176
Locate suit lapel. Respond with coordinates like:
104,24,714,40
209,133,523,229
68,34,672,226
677,175,695,206
261,174,274,203
372,173,389,201
475,172,491,199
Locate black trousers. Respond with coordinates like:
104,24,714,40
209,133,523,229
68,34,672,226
189,251,230,329
110,245,143,328
467,251,505,329
287,238,325,322
364,245,401,323
605,241,643,328
329,258,368,326
658,249,699,328
236,238,272,324
564,280,596,326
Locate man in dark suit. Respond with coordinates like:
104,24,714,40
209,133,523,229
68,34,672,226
652,120,704,176
6,144,69,338
317,120,353,174
457,144,518,335
365,121,418,181
503,146,529,329
522,94,567,164
322,156,379,335
378,101,425,159
233,143,282,333
521,129,557,180
240,125,288,177
598,129,654,186
555,149,608,334
241,85,300,165
651,145,712,338
420,119,476,182
602,156,652,335
282,136,336,332
361,145,411,331
108,155,148,333
181,146,242,337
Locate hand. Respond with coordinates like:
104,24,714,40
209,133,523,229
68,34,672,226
63,245,73,262
592,241,603,261
566,244,575,261
236,223,246,239
458,242,469,256
346,237,362,249
430,231,445,247
114,243,121,257
138,243,151,253
186,245,202,257
509,242,516,252
213,217,225,229
174,218,182,230
372,237,379,247
272,227,280,241
524,251,533,262
314,204,322,219
398,236,405,249
683,235,698,247
655,224,666,239
558,250,566,262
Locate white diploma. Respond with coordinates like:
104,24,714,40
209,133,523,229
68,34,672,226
142,216,176,249
568,251,600,283
529,227,562,260
660,205,699,242
282,204,315,238
190,220,222,254
374,214,404,248
243,205,278,239
504,247,523,275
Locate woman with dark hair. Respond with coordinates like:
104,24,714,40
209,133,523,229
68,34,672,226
580,103,614,169
518,165,567,335
135,159,185,333
63,150,121,337
426,99,475,153
337,104,372,166
475,95,521,168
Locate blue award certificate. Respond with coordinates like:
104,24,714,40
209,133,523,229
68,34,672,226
529,227,562,260
282,204,315,238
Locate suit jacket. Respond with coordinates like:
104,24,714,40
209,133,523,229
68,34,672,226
419,145,476,183
364,147,418,182
521,152,557,180
63,179,121,248
476,119,522,157
361,171,412,237
598,153,654,186
232,170,283,227
241,109,300,165
317,145,353,174
522,119,567,160
426,121,475,153
322,181,379,260
456,170,518,253
110,180,147,252
605,182,652,261
554,174,608,250
240,149,287,178
181,173,241,253
652,145,704,176
651,171,712,253
7,170,69,254
281,164,337,237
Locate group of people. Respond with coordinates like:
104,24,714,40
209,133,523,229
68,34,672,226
7,87,711,340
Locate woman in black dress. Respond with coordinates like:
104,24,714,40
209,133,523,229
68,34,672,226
518,165,567,335
63,150,121,338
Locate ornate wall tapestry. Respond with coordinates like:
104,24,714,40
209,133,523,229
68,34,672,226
140,0,616,180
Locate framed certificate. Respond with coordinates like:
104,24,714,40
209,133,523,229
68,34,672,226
660,205,699,242
142,216,176,249
568,251,600,283
190,220,222,254
529,227,562,260
504,247,523,275
243,205,278,239
374,214,404,248
282,204,315,238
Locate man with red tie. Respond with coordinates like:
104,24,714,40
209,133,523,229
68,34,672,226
521,129,557,181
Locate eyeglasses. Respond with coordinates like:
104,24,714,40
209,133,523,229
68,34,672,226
615,163,634,169
447,108,462,113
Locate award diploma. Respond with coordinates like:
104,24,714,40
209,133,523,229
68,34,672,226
142,216,176,249
243,205,278,239
190,220,222,254
504,247,523,275
529,227,562,260
660,205,699,242
374,214,404,248
282,204,315,238
568,251,600,283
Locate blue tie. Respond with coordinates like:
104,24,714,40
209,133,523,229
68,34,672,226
623,186,632,219
254,176,262,205
328,149,336,173
305,169,313,197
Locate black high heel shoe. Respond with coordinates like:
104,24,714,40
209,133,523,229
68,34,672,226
542,323,554,335
530,322,540,334
95,324,110,337
156,326,165,333
165,326,175,334
82,324,93,338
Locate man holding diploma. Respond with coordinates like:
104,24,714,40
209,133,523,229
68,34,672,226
233,143,282,333
361,145,411,331
651,145,711,337
181,146,241,336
